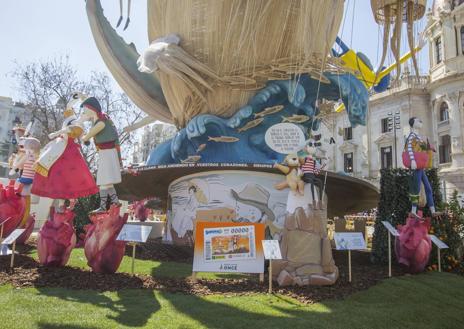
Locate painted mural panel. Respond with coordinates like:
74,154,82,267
166,171,289,245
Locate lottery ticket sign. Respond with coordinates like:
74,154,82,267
193,222,265,274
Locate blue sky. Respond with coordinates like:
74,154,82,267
0,0,432,100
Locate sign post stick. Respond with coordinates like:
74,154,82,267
388,231,392,277
0,223,4,242
131,243,136,275
348,250,352,283
268,259,273,294
259,273,264,283
438,248,441,273
10,241,16,269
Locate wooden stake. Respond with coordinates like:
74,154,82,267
192,271,198,283
268,259,273,294
388,232,392,277
0,223,4,242
348,250,352,283
131,243,136,275
438,248,441,272
259,273,264,283
10,241,16,269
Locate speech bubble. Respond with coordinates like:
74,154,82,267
264,123,305,154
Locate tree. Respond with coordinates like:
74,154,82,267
12,55,144,168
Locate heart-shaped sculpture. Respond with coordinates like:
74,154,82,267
395,214,432,273
37,207,76,267
0,181,26,239
84,205,128,273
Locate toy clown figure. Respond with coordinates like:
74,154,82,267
78,97,122,212
403,117,437,216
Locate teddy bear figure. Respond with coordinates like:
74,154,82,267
274,153,305,196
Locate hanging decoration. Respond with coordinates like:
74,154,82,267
371,0,426,78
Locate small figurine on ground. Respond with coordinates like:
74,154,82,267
78,97,122,212
402,117,437,216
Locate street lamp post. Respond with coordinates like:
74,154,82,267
388,111,401,168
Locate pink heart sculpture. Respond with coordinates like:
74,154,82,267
84,205,128,274
16,214,36,244
395,214,432,273
37,207,76,267
0,181,26,238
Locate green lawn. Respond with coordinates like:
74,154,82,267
0,272,463,329
27,247,245,280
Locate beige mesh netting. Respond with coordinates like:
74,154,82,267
146,0,344,128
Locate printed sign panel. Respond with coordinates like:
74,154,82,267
262,240,282,260
1,229,25,245
193,222,265,274
167,171,288,245
334,232,367,250
429,235,449,249
381,221,399,237
117,224,152,243
264,123,305,154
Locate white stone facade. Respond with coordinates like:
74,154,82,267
320,1,464,203
131,123,177,164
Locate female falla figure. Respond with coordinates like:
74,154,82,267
402,117,437,216
32,104,99,204
78,97,122,212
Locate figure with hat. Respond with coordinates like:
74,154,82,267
32,95,99,208
77,96,122,213
300,134,327,209
231,183,278,238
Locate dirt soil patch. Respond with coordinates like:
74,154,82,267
0,243,405,304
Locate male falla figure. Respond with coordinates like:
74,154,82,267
79,97,121,212
403,117,437,216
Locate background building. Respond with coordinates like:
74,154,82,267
0,96,32,177
319,0,464,203
131,123,177,165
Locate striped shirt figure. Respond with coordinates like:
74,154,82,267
301,156,322,175
18,152,36,185
406,132,423,162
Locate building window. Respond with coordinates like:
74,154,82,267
435,37,443,64
381,118,390,133
344,152,353,173
461,26,464,55
343,127,353,141
439,102,449,122
439,135,452,164
380,146,393,169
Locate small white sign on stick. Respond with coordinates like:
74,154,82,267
117,224,152,243
429,235,449,249
334,232,367,250
1,229,25,246
381,221,399,237
262,240,282,260
0,245,12,256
